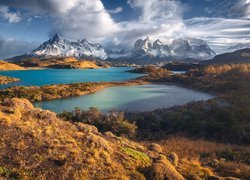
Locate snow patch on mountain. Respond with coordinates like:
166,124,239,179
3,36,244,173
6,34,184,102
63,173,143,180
28,34,107,60
131,37,216,60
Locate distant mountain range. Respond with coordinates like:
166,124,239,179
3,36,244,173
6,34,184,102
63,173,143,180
8,35,217,64
129,37,216,60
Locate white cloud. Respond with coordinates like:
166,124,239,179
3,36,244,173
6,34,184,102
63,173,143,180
51,0,120,42
106,0,185,48
0,0,80,16
128,0,183,23
0,5,21,23
229,0,250,19
184,17,250,53
206,0,250,19
107,7,123,14
0,0,250,54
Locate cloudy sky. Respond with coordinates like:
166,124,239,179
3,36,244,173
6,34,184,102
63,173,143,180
0,0,250,59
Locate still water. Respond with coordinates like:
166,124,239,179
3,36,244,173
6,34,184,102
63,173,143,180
34,84,214,113
0,67,142,88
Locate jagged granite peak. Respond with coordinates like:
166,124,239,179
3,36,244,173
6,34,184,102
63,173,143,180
26,34,108,60
152,39,163,48
170,38,193,56
187,38,216,58
131,37,216,60
134,37,152,50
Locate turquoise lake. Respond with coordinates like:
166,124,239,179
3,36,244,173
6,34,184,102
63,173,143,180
0,68,214,112
0,67,142,88
34,84,214,113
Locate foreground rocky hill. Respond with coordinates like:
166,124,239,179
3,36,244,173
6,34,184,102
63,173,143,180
0,98,185,179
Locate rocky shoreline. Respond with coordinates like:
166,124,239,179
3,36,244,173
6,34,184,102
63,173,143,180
0,75,20,85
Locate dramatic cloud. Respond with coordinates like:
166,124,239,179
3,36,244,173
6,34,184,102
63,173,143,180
0,5,21,23
128,0,183,23
0,0,250,54
51,0,120,41
205,0,250,19
184,17,250,53
0,0,80,16
0,38,39,59
107,0,185,48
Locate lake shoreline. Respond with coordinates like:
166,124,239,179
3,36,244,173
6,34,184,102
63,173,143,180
0,80,149,102
35,83,215,113
0,66,217,111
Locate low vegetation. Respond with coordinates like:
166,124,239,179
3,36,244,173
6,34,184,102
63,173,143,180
163,62,202,71
0,81,146,102
129,65,172,76
0,75,20,85
58,107,137,138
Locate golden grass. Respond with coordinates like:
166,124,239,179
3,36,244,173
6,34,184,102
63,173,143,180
142,136,250,179
0,60,25,70
0,98,180,179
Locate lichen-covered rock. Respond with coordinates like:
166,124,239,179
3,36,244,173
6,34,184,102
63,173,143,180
168,152,179,167
104,131,116,138
75,122,99,134
148,143,163,154
149,155,184,180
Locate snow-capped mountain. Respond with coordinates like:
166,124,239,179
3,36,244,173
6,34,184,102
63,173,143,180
131,37,216,60
8,35,216,64
27,34,107,60
132,37,171,58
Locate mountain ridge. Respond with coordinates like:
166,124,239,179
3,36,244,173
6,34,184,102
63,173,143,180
9,34,108,61
8,35,216,63
130,37,216,60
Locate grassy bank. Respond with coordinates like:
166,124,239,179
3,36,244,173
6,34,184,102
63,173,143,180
0,80,147,102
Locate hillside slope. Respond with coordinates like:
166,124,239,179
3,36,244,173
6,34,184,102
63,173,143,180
203,48,250,64
0,98,184,179
12,57,101,69
0,60,24,70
